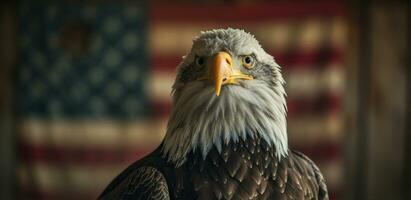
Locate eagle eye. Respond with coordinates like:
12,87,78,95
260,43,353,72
241,55,255,69
195,56,205,66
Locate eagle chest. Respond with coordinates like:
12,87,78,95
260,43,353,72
184,138,281,200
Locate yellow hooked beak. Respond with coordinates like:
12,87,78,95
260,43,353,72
210,52,253,96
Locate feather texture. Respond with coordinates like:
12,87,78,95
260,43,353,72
186,134,328,200
100,137,328,200
99,166,170,200
162,29,288,166
99,28,328,200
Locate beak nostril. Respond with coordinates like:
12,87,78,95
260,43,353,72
226,58,231,65
222,77,227,82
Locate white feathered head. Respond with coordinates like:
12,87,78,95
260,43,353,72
162,28,288,165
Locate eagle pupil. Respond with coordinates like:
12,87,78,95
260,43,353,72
245,56,251,64
196,57,204,66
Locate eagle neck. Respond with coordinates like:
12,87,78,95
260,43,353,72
162,81,288,166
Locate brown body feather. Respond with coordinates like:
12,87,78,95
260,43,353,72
99,134,328,200
187,135,328,200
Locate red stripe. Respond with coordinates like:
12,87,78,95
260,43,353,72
19,143,156,165
274,47,344,68
330,192,338,200
151,100,172,118
151,93,341,118
19,140,340,165
292,142,341,162
150,48,344,71
150,2,345,22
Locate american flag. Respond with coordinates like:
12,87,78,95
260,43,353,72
17,1,345,199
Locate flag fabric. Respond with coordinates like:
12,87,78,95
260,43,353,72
17,2,155,199
17,1,346,199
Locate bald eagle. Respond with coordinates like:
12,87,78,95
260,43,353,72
99,28,328,200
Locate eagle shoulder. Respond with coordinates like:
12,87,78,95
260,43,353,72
99,166,170,200
290,150,329,200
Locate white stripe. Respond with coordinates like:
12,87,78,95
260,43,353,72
20,113,343,149
20,119,166,149
147,70,175,101
149,23,209,55
149,18,346,55
296,19,326,50
317,160,342,191
284,64,345,98
330,17,347,48
288,113,343,145
18,163,124,196
244,22,293,52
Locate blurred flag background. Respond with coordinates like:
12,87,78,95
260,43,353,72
16,1,345,199
0,0,409,200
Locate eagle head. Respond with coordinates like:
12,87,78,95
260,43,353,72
162,28,288,166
